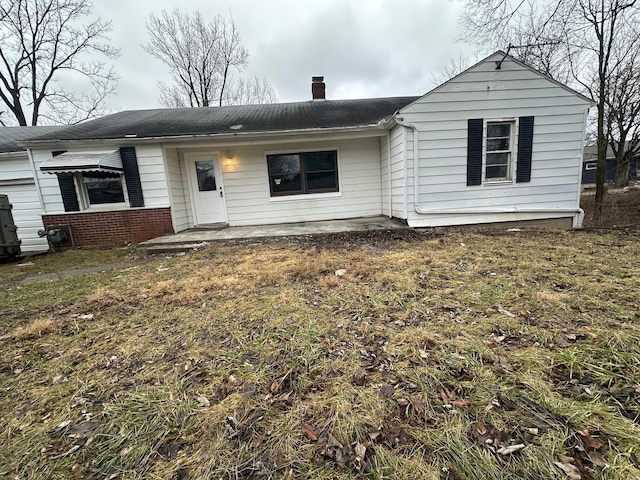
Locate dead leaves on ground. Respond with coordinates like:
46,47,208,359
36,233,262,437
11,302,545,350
301,421,416,473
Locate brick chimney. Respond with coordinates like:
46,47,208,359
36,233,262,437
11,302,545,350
312,76,325,100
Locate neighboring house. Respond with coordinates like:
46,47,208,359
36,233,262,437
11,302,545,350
0,127,60,252
19,51,594,248
581,144,639,184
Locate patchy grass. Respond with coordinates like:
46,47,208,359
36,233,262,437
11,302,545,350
582,187,640,228
1,229,639,479
0,247,140,284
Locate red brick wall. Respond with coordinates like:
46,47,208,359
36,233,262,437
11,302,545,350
42,208,174,248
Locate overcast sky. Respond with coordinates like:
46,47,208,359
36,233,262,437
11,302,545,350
91,0,475,112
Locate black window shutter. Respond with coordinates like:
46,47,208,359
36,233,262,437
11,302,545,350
57,175,80,212
119,147,144,207
52,151,79,212
516,116,534,183
467,118,483,186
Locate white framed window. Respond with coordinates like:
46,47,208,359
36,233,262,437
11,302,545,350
77,172,128,209
584,162,596,171
485,121,515,182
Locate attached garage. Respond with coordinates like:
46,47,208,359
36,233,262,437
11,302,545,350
0,127,60,253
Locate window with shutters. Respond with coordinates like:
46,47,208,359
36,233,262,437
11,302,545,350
485,121,514,181
51,147,144,212
80,172,127,206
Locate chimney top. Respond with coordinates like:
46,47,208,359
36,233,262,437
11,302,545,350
312,76,325,100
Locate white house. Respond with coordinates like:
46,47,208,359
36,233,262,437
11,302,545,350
18,52,593,248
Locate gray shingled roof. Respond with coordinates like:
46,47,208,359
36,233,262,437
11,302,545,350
24,97,420,143
0,126,62,153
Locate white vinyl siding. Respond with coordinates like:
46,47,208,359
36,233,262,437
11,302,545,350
179,137,383,227
389,125,405,218
380,134,390,216
163,147,190,232
30,145,170,214
398,52,591,228
0,153,48,252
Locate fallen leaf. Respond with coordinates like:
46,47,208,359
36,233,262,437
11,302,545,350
352,369,366,386
380,384,395,398
408,394,425,415
334,269,347,277
196,395,210,407
439,389,450,405
302,423,318,441
452,399,471,407
577,429,603,450
327,432,343,448
554,461,582,479
496,444,526,455
355,442,366,459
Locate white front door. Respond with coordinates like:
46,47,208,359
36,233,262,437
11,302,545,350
187,154,227,225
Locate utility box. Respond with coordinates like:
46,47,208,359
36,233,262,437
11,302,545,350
0,194,21,261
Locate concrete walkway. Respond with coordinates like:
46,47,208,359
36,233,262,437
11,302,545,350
139,216,407,250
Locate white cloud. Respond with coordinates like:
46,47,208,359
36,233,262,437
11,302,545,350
91,0,474,111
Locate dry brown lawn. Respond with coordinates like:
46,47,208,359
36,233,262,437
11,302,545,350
0,193,638,479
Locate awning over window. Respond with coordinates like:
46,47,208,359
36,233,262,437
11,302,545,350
39,151,123,174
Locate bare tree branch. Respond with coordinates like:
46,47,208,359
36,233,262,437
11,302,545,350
144,9,276,108
0,0,119,125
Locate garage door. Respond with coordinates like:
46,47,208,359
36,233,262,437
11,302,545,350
0,182,48,252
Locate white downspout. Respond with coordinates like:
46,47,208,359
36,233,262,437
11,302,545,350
394,116,421,215
27,149,46,215
573,108,590,228
386,132,392,218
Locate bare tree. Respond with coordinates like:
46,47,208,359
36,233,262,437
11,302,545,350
460,0,640,223
430,52,474,87
223,76,278,106
145,9,277,108
0,0,118,126
604,32,640,186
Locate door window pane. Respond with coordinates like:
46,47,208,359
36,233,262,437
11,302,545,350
195,160,216,192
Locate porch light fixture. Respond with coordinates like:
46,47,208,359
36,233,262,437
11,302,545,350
224,150,233,166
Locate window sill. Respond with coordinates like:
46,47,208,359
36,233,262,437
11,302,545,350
269,191,342,202
82,203,130,212
484,179,514,186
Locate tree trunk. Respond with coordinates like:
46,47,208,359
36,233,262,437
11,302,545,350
614,151,632,187
594,107,607,224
